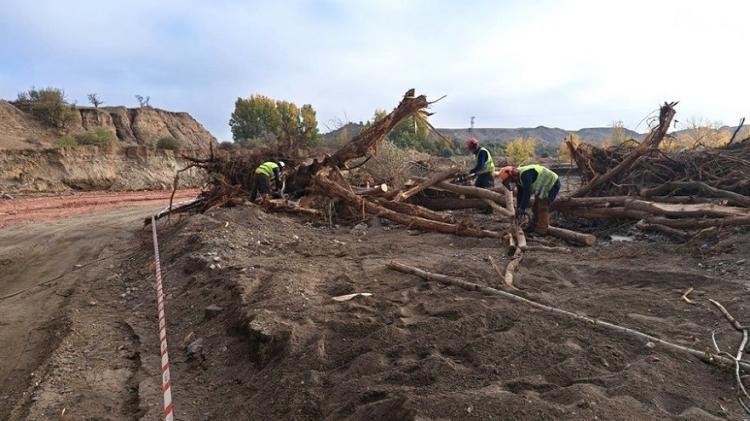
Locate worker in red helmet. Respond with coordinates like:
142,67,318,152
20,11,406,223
465,138,496,189
498,164,560,234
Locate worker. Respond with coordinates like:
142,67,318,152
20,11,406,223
250,160,286,201
465,138,496,188
498,164,560,234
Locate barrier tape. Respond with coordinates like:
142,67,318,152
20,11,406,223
151,216,175,421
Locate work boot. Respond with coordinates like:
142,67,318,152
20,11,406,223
534,199,551,235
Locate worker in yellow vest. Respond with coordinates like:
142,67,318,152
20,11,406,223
465,138,496,188
498,164,560,234
250,160,286,201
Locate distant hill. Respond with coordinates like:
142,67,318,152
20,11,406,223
321,123,643,148
435,126,643,146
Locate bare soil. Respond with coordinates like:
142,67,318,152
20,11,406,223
1,200,749,420
0,189,199,227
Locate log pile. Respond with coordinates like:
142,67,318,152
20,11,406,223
163,90,521,240
560,102,750,239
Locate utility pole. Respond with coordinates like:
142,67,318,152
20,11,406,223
470,116,475,132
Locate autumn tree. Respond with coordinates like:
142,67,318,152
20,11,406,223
505,137,537,164
609,120,627,145
559,133,580,162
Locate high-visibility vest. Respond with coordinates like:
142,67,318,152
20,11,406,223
255,161,279,177
477,147,495,174
518,164,558,199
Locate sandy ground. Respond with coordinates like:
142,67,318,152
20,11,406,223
0,192,198,419
0,189,199,227
1,195,749,420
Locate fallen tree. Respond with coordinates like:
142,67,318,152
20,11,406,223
314,168,502,238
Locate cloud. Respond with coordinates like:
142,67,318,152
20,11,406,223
0,0,747,140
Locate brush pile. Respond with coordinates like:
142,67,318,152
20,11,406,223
560,102,750,240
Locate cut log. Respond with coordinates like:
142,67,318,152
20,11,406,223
635,220,688,242
394,167,461,202
504,225,525,287
412,197,488,211
314,170,501,238
624,199,749,218
385,261,750,370
481,199,513,220
553,195,722,210
553,196,628,209
522,245,573,253
547,226,596,246
375,199,456,224
645,215,750,229
353,184,389,197
260,198,323,217
641,181,750,207
430,181,512,218
573,102,677,197
568,207,649,220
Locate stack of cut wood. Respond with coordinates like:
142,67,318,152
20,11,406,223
560,102,750,240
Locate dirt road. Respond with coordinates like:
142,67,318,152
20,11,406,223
0,189,199,227
0,192,197,419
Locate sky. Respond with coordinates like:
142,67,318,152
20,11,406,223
1,0,747,140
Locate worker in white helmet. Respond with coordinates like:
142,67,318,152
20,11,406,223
250,160,286,201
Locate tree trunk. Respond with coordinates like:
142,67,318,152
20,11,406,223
412,197,488,211
624,199,749,218
353,184,389,197
546,226,596,246
375,198,457,224
641,181,750,207
645,215,750,229
260,198,323,217
635,220,688,242
394,167,461,202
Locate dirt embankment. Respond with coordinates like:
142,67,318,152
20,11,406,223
0,100,217,151
0,146,207,193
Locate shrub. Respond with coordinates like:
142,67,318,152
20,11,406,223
156,136,181,150
76,127,115,146
56,135,79,147
15,87,76,129
363,141,420,188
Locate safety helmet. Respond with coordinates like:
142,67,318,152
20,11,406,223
466,138,478,151
277,161,286,168
498,166,515,182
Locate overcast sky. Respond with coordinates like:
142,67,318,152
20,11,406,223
1,0,747,140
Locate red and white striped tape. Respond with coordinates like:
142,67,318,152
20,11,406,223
151,216,175,421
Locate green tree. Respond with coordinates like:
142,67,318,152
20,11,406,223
300,104,320,146
229,95,319,150
230,95,280,140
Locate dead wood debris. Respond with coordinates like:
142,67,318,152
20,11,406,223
559,101,750,239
